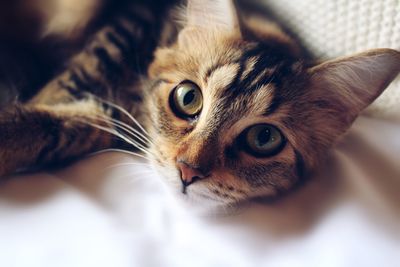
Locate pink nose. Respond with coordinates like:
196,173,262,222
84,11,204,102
177,161,206,189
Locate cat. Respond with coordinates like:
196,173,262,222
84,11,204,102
0,0,399,211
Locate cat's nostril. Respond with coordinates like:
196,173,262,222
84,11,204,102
177,160,206,193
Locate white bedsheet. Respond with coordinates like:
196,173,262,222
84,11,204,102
0,116,399,267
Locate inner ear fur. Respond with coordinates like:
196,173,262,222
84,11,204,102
309,48,400,125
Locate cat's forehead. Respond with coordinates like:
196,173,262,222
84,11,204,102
150,34,305,133
204,70,275,123
197,42,301,124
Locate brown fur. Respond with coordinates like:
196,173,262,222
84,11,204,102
0,0,399,211
144,1,400,208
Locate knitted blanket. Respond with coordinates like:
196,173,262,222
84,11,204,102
264,0,400,120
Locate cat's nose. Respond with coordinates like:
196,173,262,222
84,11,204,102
177,160,206,192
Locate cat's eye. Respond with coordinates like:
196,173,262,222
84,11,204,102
169,81,203,118
241,124,285,157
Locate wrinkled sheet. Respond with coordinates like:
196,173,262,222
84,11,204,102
0,116,399,267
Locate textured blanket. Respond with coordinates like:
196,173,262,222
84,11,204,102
264,0,400,120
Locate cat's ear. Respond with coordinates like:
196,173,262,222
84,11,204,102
309,49,400,124
185,0,240,31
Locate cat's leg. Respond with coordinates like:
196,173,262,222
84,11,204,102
0,2,168,177
0,100,113,177
0,26,141,177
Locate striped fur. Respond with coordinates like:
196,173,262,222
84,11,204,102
145,0,400,208
0,1,174,176
0,0,399,210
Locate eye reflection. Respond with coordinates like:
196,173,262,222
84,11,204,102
240,124,285,157
169,81,203,118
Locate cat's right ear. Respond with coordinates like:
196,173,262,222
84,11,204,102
309,48,400,127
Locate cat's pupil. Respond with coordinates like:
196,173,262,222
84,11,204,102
256,129,271,147
183,90,195,106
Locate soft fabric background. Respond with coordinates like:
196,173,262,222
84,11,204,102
0,1,400,266
0,117,399,267
264,0,400,120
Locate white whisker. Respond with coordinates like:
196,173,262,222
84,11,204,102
113,172,159,185
84,115,153,153
91,95,151,137
108,116,154,145
88,148,150,161
74,118,152,159
104,162,153,170
91,113,154,146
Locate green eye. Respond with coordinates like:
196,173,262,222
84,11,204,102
242,124,285,157
170,81,203,117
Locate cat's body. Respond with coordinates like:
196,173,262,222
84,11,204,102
0,0,176,174
0,0,399,211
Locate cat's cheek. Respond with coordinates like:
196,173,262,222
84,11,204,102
151,162,182,192
147,141,181,186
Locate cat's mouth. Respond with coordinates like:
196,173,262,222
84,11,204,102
179,187,249,215
150,154,246,209
186,186,225,202
179,179,246,208
180,189,233,211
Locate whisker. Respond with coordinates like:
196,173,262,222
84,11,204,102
89,148,151,161
83,115,158,158
107,116,154,145
92,156,152,168
90,95,151,137
84,120,147,154
112,172,160,185
89,114,154,147
74,118,152,159
104,162,153,171
85,115,149,150
116,170,156,177
92,162,154,176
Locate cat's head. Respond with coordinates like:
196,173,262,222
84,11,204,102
144,0,400,210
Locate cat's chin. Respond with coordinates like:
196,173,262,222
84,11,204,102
152,165,244,215
174,188,243,216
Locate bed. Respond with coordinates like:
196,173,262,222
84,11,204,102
1,1,399,266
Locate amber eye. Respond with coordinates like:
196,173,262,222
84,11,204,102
241,124,285,157
170,81,203,118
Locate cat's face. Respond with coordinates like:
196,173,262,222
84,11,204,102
145,30,308,207
143,0,400,210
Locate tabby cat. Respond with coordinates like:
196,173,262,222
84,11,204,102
0,0,399,210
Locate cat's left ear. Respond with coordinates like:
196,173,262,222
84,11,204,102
309,49,400,124
185,0,240,31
